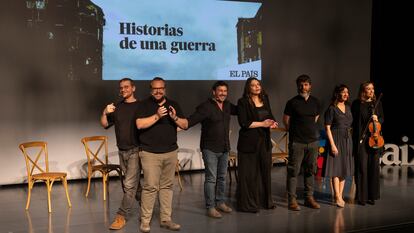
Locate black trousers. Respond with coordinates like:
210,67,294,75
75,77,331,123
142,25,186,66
354,143,380,203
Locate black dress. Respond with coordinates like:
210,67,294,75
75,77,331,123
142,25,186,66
351,100,384,204
236,96,275,212
324,105,354,177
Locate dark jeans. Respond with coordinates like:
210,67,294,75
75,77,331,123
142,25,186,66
202,149,229,209
117,147,141,217
287,141,319,201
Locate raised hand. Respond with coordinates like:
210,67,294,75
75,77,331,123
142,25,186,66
104,103,116,114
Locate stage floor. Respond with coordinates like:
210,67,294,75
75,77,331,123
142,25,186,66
1,165,414,233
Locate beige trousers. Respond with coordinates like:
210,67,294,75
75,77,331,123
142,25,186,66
140,149,177,223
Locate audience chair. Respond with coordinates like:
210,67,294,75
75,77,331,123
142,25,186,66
19,141,72,213
81,136,123,200
270,128,289,164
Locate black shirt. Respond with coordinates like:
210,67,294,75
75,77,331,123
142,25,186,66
106,101,140,151
187,98,237,153
284,95,321,143
256,105,272,121
136,97,184,153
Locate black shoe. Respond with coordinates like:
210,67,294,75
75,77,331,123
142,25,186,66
358,201,366,206
367,200,375,205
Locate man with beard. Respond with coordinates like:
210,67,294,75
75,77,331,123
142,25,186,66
186,81,237,218
283,74,322,211
136,77,187,232
100,78,141,230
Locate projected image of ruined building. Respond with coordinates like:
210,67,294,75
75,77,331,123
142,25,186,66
23,0,104,81
236,5,262,64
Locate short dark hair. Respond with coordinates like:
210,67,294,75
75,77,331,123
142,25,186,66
119,77,135,87
296,74,311,86
212,81,228,91
150,77,165,88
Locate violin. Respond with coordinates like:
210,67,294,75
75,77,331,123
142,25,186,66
359,93,384,149
368,119,384,149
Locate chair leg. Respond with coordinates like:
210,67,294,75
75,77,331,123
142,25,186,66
85,175,91,197
176,166,183,191
63,177,72,207
46,180,52,213
26,181,32,210
227,161,233,184
234,166,238,183
103,173,107,201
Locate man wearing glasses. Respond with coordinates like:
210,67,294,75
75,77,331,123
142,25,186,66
100,78,141,230
136,77,187,232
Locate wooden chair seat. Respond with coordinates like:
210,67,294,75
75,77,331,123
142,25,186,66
32,172,67,180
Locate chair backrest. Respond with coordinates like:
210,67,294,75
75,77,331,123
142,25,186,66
19,141,49,178
271,128,289,156
81,136,109,168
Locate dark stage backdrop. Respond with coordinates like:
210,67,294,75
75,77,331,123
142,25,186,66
0,0,372,185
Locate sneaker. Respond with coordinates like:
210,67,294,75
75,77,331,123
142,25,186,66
109,214,126,230
139,222,150,233
216,203,233,213
160,221,181,231
304,196,321,209
207,208,222,218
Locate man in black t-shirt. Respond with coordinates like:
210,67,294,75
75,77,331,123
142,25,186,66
283,74,321,211
100,78,141,230
136,77,187,233
187,81,236,218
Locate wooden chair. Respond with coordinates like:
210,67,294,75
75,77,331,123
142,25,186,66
271,128,289,164
175,148,196,191
81,136,123,200
19,141,72,213
228,151,238,183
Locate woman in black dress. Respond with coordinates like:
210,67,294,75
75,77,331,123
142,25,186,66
351,81,384,205
236,77,278,212
324,84,354,208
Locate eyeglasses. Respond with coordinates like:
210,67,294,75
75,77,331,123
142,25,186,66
151,87,165,91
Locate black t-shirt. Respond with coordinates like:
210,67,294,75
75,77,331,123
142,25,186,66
106,101,140,150
284,95,321,143
137,97,184,153
256,105,272,121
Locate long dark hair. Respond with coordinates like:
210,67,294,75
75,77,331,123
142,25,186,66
242,77,266,106
331,84,349,106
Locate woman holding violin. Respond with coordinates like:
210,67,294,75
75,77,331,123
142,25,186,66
351,81,384,205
